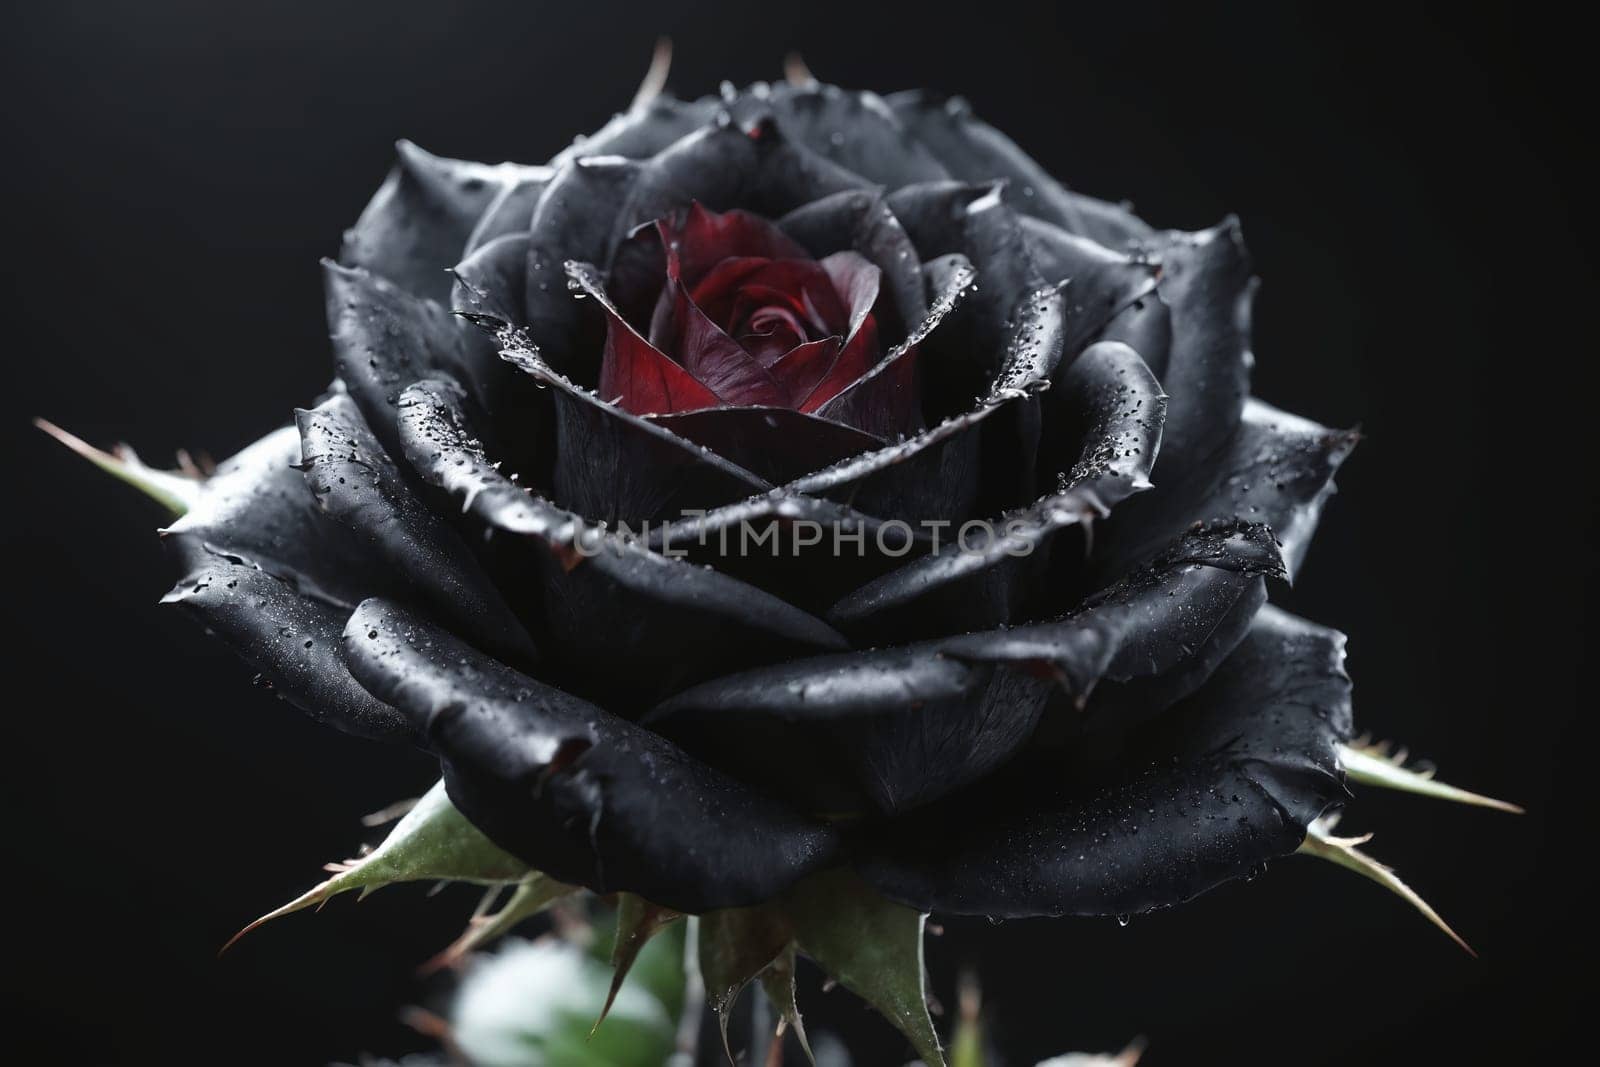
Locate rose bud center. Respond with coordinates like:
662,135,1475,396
598,203,900,428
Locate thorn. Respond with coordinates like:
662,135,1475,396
630,38,672,111
1340,742,1524,814
361,795,421,827
784,52,816,86
219,879,335,956
1298,817,1475,957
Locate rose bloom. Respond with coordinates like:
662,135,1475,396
62,65,1514,1065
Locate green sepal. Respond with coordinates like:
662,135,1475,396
423,873,578,973
759,944,816,1066
1340,740,1524,814
36,417,201,517
784,869,944,1067
223,780,529,952
594,894,683,1037
698,904,793,1053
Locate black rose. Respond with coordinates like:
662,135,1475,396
49,57,1519,1064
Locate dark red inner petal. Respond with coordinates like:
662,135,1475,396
597,312,723,415
663,202,811,289
596,203,917,433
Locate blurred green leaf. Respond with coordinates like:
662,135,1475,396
452,939,675,1067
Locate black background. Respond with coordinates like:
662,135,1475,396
4,2,1588,1064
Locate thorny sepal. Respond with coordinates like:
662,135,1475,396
423,873,579,973
784,869,944,1067
698,905,795,1060
1296,814,1475,956
1340,740,1524,814
36,417,202,517
595,894,684,1037
223,780,530,952
758,945,815,1066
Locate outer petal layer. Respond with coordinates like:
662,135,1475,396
855,606,1351,917
342,598,839,912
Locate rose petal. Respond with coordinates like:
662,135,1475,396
785,277,1058,525
342,598,839,913
854,606,1350,918
464,167,552,253
507,267,772,527
828,340,1165,641
325,260,509,457
452,231,530,329
778,189,928,335
341,140,539,303
523,155,643,379
552,94,723,166
819,252,882,339
886,91,1153,249
667,282,789,408
727,82,951,189
614,120,870,253
807,257,973,437
646,490,932,613
296,393,537,666
164,556,415,743
768,337,844,406
1098,398,1360,584
597,302,724,416
158,427,414,741
1135,219,1257,483
663,202,810,290
643,402,877,486
396,379,843,707
648,520,1285,817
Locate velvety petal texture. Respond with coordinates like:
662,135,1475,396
855,606,1351,917
342,598,839,911
90,76,1370,930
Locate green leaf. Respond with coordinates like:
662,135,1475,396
423,873,578,973
35,417,201,517
223,780,529,951
595,894,682,1037
1297,815,1474,956
1340,740,1524,814
785,869,944,1067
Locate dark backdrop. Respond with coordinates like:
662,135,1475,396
3,2,1587,1064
